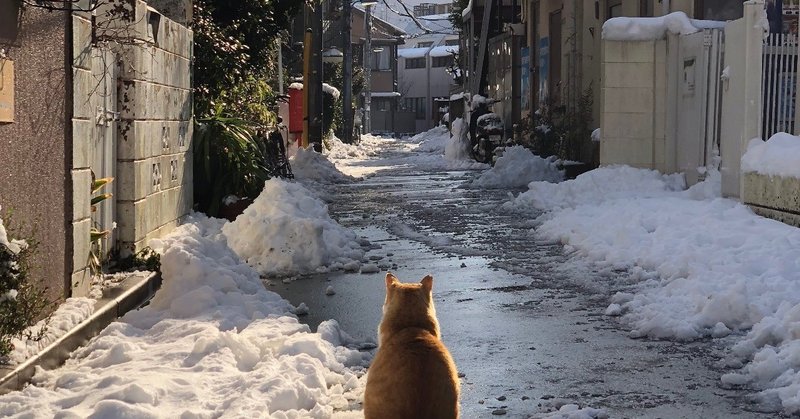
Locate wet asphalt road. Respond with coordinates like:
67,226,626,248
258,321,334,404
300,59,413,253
275,168,779,418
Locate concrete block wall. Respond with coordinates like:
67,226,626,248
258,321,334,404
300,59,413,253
114,0,193,256
600,40,667,171
69,0,193,297
743,172,800,227
70,11,98,296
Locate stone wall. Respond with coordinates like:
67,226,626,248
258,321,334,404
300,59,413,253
742,172,800,227
70,0,193,296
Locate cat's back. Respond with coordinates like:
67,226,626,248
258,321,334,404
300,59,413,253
364,327,459,419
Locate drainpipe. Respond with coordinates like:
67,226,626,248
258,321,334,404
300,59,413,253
662,0,670,15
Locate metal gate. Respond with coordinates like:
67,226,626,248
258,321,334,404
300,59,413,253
761,33,798,139
674,29,724,186
91,48,119,253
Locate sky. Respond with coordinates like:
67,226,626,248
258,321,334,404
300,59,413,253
3,127,800,417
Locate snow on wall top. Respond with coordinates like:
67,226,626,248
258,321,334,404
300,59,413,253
430,45,458,57
398,47,430,59
742,133,800,179
602,12,725,41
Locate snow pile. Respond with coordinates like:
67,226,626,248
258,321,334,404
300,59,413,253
413,125,451,154
741,133,800,179
2,209,93,367
291,146,356,184
323,83,341,100
324,135,373,160
222,179,364,276
445,117,472,162
515,164,800,412
602,12,723,41
9,298,95,365
470,94,493,110
591,128,601,142
506,165,684,212
0,217,368,417
471,146,564,189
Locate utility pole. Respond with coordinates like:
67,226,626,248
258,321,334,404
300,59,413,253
342,0,353,143
363,2,374,134
303,0,324,151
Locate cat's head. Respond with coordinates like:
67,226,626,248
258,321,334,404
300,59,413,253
383,272,434,314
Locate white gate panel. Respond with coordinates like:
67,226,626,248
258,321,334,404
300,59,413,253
674,29,723,186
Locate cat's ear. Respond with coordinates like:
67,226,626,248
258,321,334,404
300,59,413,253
386,272,398,288
421,275,433,292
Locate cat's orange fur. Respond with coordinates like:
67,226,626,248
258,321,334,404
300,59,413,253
363,273,460,419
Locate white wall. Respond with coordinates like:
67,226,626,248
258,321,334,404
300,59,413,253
600,40,668,170
720,2,765,198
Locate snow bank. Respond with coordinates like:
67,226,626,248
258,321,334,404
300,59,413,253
741,133,800,179
414,125,451,154
516,164,800,413
506,165,684,212
602,12,723,41
9,298,95,365
470,146,564,189
0,216,367,417
292,146,356,184
324,135,375,161
222,179,364,276
446,117,472,162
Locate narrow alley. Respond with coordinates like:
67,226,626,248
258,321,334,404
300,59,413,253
277,159,775,418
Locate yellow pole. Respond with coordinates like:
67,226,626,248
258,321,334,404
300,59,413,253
302,29,312,148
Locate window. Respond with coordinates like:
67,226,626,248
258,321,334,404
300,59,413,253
695,0,746,21
432,56,453,68
405,57,426,69
607,0,622,19
373,98,391,112
372,48,391,70
402,97,427,119
417,41,434,48
444,39,460,46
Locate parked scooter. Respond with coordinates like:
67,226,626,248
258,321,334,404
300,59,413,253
469,99,504,163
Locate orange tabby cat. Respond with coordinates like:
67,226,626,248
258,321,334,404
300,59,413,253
363,273,460,419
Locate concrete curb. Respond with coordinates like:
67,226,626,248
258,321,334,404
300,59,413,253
0,271,162,394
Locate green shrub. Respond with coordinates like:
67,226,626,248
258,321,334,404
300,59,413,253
193,107,270,217
0,214,54,361
116,247,161,272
